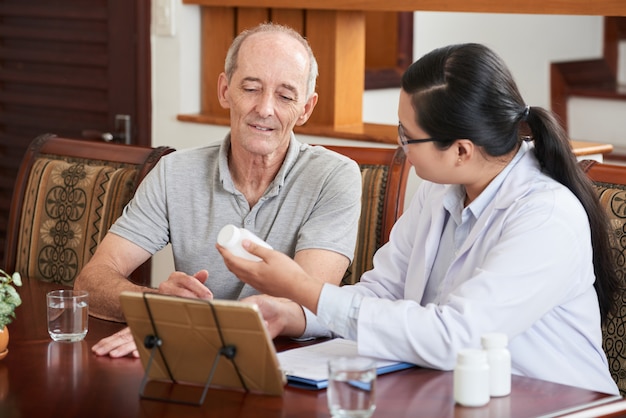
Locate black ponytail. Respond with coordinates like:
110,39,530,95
527,107,619,321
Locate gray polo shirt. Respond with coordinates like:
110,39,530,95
110,134,362,300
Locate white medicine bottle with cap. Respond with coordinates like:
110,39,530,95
453,348,490,407
217,224,272,262
481,333,511,397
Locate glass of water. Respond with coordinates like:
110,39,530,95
47,290,89,342
327,356,377,418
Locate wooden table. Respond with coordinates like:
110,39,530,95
1,278,624,418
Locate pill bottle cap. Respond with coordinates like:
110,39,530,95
217,224,240,247
481,333,508,349
456,348,488,366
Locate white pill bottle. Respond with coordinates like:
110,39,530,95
453,348,490,407
217,224,272,262
481,333,511,397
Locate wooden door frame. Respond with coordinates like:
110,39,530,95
109,0,152,146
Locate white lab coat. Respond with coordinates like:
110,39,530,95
316,143,619,395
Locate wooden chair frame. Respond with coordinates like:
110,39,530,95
323,145,409,244
579,159,626,184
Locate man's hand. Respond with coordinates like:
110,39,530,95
93,269,213,358
92,327,139,358
157,269,213,300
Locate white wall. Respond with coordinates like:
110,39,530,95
149,4,606,283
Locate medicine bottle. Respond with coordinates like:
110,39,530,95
453,348,490,407
217,224,272,262
481,333,511,397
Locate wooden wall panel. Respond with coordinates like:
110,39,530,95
183,0,626,16
200,7,234,120
270,9,304,33
305,11,365,129
237,8,270,32
365,12,398,69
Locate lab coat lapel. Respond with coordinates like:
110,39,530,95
405,187,449,299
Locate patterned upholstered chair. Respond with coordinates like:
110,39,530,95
580,159,626,396
4,134,175,287
320,145,410,285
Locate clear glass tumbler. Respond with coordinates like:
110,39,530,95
327,356,377,418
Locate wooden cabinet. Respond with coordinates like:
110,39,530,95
180,1,626,144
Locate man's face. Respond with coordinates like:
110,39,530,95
218,32,317,157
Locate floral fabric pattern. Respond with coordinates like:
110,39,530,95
595,182,626,396
342,164,387,286
15,156,137,285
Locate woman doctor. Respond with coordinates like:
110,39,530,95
218,43,620,395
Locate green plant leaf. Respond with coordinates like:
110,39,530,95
11,272,21,287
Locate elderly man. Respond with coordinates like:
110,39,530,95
74,23,362,357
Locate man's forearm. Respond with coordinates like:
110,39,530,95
74,264,154,322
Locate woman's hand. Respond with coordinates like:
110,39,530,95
217,240,324,313
241,294,307,338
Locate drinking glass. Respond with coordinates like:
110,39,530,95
47,290,89,342
327,356,377,418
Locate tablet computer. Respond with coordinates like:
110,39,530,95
119,291,285,399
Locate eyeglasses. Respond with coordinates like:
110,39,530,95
397,123,440,151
